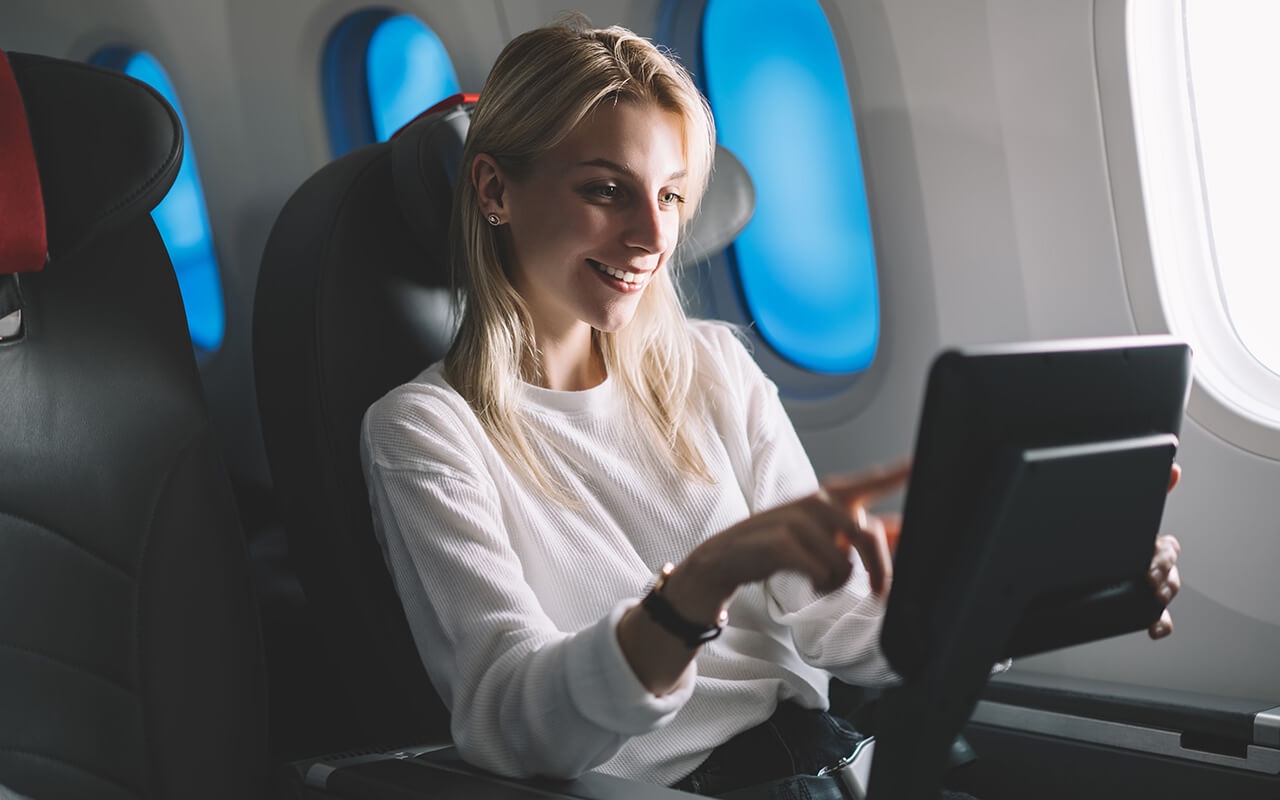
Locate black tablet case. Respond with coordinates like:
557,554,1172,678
882,337,1192,679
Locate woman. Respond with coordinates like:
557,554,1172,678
360,17,1182,798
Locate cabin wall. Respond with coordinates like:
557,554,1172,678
818,0,1280,702
2,0,1276,703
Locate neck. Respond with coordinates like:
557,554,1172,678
529,323,606,391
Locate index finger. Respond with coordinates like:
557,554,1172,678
821,460,912,507
849,513,894,596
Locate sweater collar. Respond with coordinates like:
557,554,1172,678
520,372,617,416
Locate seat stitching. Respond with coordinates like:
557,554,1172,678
0,641,135,695
0,746,142,797
0,510,132,578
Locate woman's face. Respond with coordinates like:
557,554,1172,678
486,101,687,339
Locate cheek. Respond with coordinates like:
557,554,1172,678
524,205,596,251
660,221,681,265
508,212,567,267
667,213,683,248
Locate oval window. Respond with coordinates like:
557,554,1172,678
323,11,460,154
1123,0,1280,457
1182,0,1280,376
700,0,879,374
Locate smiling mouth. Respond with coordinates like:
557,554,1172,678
588,259,650,287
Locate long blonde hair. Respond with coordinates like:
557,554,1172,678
444,17,716,495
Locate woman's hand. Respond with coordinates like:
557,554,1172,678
617,462,909,695
1148,463,1183,639
661,462,911,624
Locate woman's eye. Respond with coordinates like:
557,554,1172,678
661,191,686,207
591,185,619,199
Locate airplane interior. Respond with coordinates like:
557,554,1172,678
2,1,1279,799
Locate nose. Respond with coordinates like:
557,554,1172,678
624,196,673,255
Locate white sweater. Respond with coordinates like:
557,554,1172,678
360,321,898,787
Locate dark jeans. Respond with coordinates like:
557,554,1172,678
670,701,977,799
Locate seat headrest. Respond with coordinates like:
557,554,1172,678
388,93,754,272
390,95,473,259
684,146,753,261
0,51,182,275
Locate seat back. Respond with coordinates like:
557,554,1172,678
254,98,472,750
0,52,268,799
254,95,754,749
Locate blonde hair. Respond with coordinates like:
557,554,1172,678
444,16,716,496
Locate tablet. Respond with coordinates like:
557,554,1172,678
881,336,1192,680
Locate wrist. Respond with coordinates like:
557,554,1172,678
642,563,728,648
658,559,732,627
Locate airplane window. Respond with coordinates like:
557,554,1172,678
1124,0,1280,457
1182,1,1280,375
367,15,460,141
89,47,225,353
699,0,879,374
323,11,459,154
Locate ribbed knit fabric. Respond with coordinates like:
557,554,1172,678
360,320,899,786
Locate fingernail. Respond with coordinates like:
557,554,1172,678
1158,585,1172,603
1149,568,1161,583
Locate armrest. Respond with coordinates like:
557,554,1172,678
974,669,1280,771
284,744,700,800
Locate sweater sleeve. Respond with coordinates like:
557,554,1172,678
714,328,901,687
361,392,695,779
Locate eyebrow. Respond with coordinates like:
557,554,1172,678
575,157,687,184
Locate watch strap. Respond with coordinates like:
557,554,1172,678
641,563,727,648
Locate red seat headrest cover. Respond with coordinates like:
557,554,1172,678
0,50,47,276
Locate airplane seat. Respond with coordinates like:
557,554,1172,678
0,51,270,799
253,94,754,754
253,98,472,753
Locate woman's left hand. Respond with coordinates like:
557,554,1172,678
1148,463,1183,639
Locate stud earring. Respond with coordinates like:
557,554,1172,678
487,213,501,226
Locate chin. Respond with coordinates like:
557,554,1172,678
588,296,645,334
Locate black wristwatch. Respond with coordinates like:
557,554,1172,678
641,563,728,648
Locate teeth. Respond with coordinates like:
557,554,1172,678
591,260,645,285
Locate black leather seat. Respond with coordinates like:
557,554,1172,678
254,98,471,753
0,52,269,799
253,95,754,753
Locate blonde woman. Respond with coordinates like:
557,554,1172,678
361,17,1181,799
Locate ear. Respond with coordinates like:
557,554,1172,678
472,153,507,217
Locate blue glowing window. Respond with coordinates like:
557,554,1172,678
701,0,878,374
90,48,225,353
368,16,460,141
323,12,460,154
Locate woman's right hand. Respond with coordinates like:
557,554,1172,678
660,462,912,625
618,462,910,695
